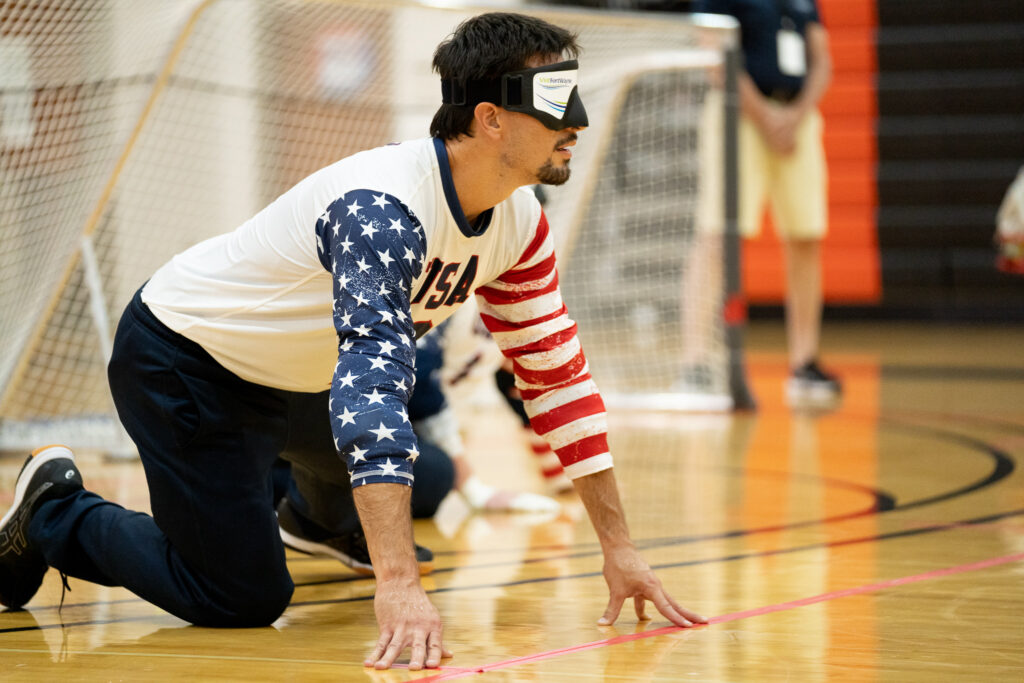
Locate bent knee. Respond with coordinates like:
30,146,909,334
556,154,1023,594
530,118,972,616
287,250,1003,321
195,577,294,628
236,577,294,627
238,584,293,627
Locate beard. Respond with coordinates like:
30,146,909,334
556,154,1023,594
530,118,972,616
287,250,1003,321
536,159,571,186
536,132,577,185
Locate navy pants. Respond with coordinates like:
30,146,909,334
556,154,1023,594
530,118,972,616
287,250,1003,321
29,289,449,627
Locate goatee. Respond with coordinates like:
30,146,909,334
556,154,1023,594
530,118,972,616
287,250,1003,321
536,161,570,186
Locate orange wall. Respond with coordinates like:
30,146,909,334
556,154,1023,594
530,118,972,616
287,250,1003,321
742,0,881,304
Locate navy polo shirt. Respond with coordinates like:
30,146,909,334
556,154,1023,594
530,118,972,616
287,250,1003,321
695,0,822,98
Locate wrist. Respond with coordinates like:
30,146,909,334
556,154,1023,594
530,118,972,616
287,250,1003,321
374,561,422,585
573,468,635,553
599,535,636,555
790,100,811,119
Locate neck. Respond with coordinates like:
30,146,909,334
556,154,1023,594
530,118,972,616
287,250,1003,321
444,136,524,223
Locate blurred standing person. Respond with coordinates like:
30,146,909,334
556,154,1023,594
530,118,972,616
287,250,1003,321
695,0,840,405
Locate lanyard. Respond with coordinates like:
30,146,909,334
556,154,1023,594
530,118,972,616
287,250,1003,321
774,0,797,31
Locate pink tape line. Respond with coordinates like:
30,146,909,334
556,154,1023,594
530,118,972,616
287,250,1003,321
416,551,1024,681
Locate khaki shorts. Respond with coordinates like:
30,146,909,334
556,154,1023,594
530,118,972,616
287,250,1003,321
697,90,828,240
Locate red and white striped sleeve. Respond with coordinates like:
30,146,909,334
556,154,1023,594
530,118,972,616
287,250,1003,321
474,210,612,479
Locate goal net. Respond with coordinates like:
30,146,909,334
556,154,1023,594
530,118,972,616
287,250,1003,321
0,0,750,455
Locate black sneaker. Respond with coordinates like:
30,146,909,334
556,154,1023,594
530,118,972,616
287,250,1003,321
786,360,842,406
276,498,434,576
1,445,83,609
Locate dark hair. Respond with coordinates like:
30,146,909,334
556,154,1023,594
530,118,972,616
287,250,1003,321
429,12,580,140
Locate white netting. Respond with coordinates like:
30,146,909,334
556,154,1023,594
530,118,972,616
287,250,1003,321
543,51,736,410
0,0,742,452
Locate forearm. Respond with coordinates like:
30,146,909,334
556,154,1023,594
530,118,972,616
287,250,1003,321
572,468,634,553
792,23,832,116
353,482,419,582
575,469,707,628
738,72,772,126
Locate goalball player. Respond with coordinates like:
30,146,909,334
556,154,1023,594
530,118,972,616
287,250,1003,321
0,12,706,670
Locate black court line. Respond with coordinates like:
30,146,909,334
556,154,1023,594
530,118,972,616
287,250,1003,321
343,417,1008,572
286,505,1024,608
1,415,1015,629
879,420,1015,512
6,505,1024,633
427,413,1016,560
287,420,1017,599
628,420,1014,553
428,465,897,559
0,613,178,634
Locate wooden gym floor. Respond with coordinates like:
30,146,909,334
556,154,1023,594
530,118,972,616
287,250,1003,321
2,320,1023,681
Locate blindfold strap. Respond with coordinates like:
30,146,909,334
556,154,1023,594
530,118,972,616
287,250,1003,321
440,78,504,107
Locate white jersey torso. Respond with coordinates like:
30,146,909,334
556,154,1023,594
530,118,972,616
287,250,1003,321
142,137,541,392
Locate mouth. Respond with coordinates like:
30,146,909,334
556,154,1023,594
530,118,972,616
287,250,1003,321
555,134,577,159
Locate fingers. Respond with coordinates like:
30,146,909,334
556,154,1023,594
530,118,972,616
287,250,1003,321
375,630,407,670
666,592,709,625
598,594,624,626
651,592,692,628
413,626,451,670
634,595,649,622
368,581,448,670
651,588,709,628
366,627,452,670
424,628,452,669
603,589,706,629
408,637,427,671
365,630,393,668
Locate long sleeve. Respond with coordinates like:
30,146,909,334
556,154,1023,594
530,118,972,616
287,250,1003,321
474,211,612,479
314,190,426,488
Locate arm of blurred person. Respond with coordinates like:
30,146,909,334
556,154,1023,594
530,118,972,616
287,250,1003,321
742,21,831,155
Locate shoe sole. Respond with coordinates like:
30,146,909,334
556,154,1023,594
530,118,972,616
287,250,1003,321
0,445,75,532
278,525,375,575
278,526,434,577
786,381,841,406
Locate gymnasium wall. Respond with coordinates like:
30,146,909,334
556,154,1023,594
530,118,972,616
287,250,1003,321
871,0,1024,320
747,0,1024,320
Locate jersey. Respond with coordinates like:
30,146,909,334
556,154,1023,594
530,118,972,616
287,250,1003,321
142,137,611,488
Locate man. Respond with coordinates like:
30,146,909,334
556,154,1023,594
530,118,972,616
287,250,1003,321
0,12,705,671
407,323,566,512
695,0,841,404
273,328,560,572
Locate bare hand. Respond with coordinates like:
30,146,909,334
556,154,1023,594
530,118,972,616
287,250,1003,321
597,545,707,628
365,579,452,670
759,104,802,155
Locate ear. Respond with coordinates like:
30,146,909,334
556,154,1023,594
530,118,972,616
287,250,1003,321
473,102,504,140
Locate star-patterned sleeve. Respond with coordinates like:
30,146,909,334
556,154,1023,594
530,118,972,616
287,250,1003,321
314,190,426,488
474,210,612,480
